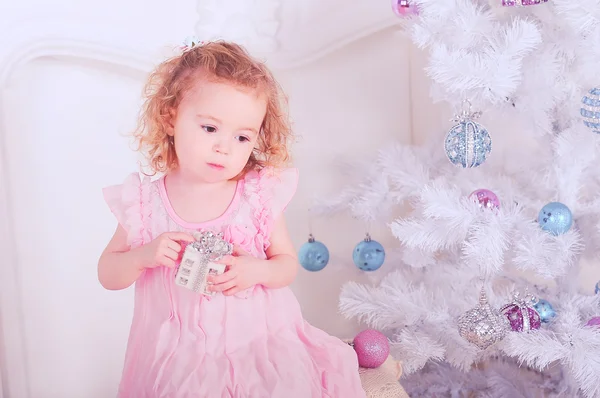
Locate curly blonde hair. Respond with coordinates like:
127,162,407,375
133,40,293,176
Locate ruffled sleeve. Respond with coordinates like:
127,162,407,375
102,172,151,248
242,167,299,251
267,167,299,221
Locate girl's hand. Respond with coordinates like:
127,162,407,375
136,232,196,269
209,245,264,296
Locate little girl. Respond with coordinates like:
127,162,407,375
98,40,366,398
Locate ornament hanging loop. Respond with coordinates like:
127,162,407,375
364,219,373,242
478,286,488,306
452,99,482,123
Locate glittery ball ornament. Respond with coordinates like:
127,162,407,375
537,202,573,236
580,87,600,134
391,0,419,16
533,299,556,323
502,0,548,6
500,291,542,332
298,234,329,272
353,233,385,271
444,102,492,168
469,189,500,211
352,329,390,368
458,287,510,350
586,317,600,327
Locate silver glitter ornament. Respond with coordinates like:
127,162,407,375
444,101,492,168
458,287,510,350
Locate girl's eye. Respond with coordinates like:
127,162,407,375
236,136,250,143
202,125,217,133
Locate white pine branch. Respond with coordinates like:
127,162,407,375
565,327,600,398
391,217,469,251
411,0,495,50
501,330,569,370
553,0,600,35
433,325,480,371
481,18,543,103
377,144,431,198
510,221,583,278
461,206,515,276
390,328,446,374
338,282,408,330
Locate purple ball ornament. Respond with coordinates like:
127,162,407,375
469,189,500,211
391,0,419,17
500,291,542,332
502,0,548,6
586,317,600,327
351,329,390,368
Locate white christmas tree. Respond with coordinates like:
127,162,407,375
314,0,600,396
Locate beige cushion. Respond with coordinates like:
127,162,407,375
359,355,410,398
343,339,409,398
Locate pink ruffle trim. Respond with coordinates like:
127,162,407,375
102,172,152,248
243,167,298,251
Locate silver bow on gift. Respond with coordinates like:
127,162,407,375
190,231,233,260
175,231,233,295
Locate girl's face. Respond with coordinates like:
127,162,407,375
170,76,266,182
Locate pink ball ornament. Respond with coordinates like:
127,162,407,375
352,329,390,368
391,0,419,17
586,317,600,327
469,189,500,211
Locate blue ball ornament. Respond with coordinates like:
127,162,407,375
533,299,556,323
580,87,600,134
298,234,329,272
537,202,573,235
595,281,600,294
353,234,385,271
444,117,492,168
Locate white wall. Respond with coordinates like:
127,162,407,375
0,1,195,397
3,57,144,398
281,29,421,337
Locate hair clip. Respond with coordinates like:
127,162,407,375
180,36,205,53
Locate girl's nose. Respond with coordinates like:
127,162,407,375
213,137,231,155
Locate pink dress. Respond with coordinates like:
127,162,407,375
103,167,366,398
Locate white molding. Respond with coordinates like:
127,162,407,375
0,22,157,398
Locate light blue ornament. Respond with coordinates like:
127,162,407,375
533,299,556,323
580,87,600,134
537,202,573,235
444,103,492,168
595,281,600,294
353,234,385,271
298,234,329,272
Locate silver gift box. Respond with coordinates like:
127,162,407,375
174,231,233,296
